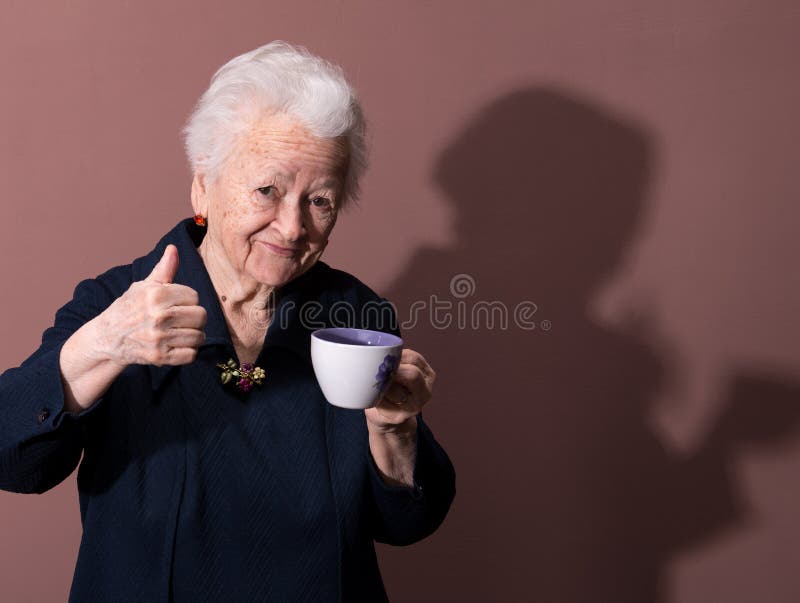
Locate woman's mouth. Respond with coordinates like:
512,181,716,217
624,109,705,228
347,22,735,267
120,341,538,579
259,241,299,257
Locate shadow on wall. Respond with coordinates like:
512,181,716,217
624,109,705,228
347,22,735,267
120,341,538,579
375,88,800,602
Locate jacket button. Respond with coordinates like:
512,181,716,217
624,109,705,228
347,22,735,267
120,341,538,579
37,408,50,424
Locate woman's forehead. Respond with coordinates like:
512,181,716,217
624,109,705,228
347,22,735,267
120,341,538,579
236,114,349,174
246,113,346,151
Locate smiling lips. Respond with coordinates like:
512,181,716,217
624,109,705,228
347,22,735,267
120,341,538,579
259,241,300,257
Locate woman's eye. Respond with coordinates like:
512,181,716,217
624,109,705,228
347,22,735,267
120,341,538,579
310,196,332,209
257,186,276,196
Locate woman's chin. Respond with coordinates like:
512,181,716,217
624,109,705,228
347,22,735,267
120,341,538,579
249,260,308,288
251,245,323,285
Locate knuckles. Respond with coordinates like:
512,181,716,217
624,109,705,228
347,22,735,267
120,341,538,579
142,348,162,366
143,283,164,306
151,307,173,329
145,327,163,346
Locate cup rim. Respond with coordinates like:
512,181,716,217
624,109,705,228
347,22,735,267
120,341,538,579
311,327,403,349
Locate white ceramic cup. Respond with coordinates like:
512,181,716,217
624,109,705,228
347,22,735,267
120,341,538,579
310,328,403,409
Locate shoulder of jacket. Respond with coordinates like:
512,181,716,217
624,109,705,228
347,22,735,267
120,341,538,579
311,261,386,305
70,263,134,306
66,220,188,310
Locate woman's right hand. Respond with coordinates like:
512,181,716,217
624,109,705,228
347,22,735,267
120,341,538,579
99,244,207,368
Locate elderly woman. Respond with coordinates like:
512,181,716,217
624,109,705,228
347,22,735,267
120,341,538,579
0,42,455,602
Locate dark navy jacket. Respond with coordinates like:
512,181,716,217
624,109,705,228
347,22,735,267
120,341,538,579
0,218,456,602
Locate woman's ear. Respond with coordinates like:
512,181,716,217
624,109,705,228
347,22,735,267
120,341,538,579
191,172,209,216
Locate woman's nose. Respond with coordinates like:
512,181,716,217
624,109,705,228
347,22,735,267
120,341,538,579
275,199,306,242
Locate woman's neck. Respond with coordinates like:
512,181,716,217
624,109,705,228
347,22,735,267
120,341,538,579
197,237,276,329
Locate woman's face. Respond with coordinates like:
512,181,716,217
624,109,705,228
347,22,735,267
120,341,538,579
193,112,348,288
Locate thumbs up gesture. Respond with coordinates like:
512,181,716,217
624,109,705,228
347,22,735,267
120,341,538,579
103,244,207,367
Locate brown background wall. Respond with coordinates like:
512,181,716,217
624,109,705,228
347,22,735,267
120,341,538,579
2,1,799,601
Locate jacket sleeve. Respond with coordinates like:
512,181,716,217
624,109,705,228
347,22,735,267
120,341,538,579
360,295,457,545
0,276,119,494
367,412,456,546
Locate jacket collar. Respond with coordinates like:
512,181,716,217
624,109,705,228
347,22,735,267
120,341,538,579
145,218,321,392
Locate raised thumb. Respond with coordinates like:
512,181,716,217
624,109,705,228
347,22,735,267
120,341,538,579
145,244,179,284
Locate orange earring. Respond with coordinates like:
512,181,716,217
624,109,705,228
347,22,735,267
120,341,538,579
193,214,207,227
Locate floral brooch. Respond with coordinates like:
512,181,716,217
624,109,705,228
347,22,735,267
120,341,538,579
216,358,266,395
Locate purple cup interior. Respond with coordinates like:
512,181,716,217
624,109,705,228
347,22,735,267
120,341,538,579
312,328,402,347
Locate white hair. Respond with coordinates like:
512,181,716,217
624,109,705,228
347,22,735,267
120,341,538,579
183,41,367,205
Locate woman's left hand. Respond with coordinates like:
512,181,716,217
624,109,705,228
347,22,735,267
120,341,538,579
365,348,435,434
